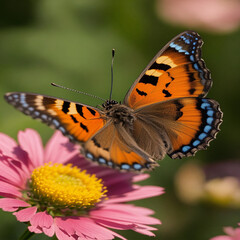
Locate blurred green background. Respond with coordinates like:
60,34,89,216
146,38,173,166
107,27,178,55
0,0,240,239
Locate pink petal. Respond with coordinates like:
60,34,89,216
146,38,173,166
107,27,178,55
98,204,155,216
0,198,30,212
18,129,44,168
90,208,161,225
0,133,18,158
132,173,150,182
0,132,32,176
14,206,37,222
56,217,123,240
97,218,159,236
133,224,158,236
224,226,240,237
0,180,22,198
29,211,54,237
135,224,158,231
101,172,133,186
55,225,76,240
43,224,55,237
106,185,164,203
28,226,42,234
211,237,232,240
103,228,127,240
0,154,24,187
94,218,135,230
73,218,124,240
44,131,80,164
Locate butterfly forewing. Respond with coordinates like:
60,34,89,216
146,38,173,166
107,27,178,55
124,31,212,109
4,92,106,143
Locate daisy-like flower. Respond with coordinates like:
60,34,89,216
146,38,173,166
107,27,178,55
175,161,240,207
211,226,240,240
0,129,163,240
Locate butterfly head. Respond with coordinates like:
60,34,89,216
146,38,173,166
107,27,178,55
102,100,136,126
102,99,118,110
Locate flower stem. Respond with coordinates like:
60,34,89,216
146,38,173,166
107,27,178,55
19,228,35,240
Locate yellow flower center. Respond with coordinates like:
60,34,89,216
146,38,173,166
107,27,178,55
30,163,107,212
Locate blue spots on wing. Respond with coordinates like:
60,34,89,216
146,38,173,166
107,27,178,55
200,102,210,109
182,145,191,153
58,126,66,134
121,164,131,170
207,117,213,125
133,163,143,170
170,32,200,63
84,151,145,171
52,119,60,127
19,94,29,108
204,125,212,133
192,140,200,147
207,110,214,117
86,152,94,160
169,42,190,55
33,111,40,117
180,99,217,154
199,133,207,140
41,114,48,120
98,157,106,164
190,55,195,62
107,161,113,167
193,63,200,71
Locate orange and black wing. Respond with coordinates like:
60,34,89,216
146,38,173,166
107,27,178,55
124,31,212,109
135,97,223,159
84,123,157,171
4,92,106,143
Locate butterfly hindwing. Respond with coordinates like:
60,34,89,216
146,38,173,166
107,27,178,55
168,98,222,158
124,31,212,109
4,92,106,143
84,123,157,171
135,97,222,159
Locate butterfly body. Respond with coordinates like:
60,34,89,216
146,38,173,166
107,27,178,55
5,31,223,172
103,101,136,126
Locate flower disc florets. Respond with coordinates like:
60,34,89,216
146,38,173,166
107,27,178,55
28,163,107,215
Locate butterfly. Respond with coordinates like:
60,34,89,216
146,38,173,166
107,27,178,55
5,31,223,172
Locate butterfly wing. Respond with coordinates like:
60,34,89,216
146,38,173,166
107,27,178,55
124,31,212,109
84,122,157,171
4,92,106,143
134,97,222,159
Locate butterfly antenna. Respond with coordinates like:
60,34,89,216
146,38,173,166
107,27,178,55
109,49,115,101
51,83,106,102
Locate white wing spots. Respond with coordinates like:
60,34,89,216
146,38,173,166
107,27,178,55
55,99,64,110
34,96,45,110
47,109,57,116
156,56,177,68
67,102,78,114
145,69,163,77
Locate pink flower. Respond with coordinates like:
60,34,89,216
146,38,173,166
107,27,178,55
211,226,240,240
0,129,164,240
157,0,240,33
